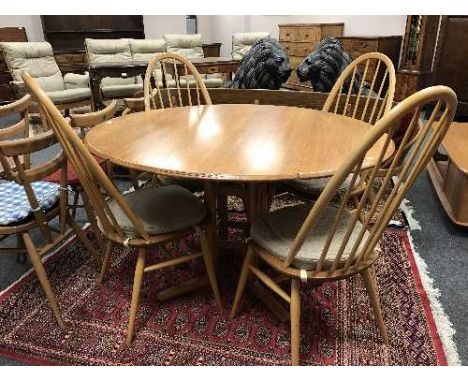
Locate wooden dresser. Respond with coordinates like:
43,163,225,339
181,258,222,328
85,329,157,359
41,15,145,74
0,27,28,103
279,23,344,86
338,36,402,88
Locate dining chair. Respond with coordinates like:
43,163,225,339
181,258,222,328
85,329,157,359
163,33,223,88
0,106,100,330
230,85,457,365
0,95,31,178
22,71,223,345
43,100,117,223
143,52,210,193
144,52,249,237
286,52,397,199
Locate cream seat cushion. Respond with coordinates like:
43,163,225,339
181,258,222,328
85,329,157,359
286,174,358,198
232,32,271,60
46,88,91,103
164,33,204,58
107,185,206,236
101,83,143,98
85,38,137,89
1,42,65,92
250,204,370,270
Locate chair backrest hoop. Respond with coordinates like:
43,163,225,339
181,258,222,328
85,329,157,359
323,52,396,125
285,85,457,277
143,52,212,111
22,72,150,242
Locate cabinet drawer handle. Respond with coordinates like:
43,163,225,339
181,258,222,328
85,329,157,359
360,42,368,49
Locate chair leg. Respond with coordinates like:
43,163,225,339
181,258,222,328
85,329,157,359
98,241,114,285
290,278,301,366
129,169,140,189
71,189,80,219
22,232,65,329
66,213,101,269
82,192,105,253
200,230,223,309
217,193,229,240
361,267,389,346
230,246,255,320
127,247,146,346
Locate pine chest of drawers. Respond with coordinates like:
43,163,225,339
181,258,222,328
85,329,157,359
279,23,344,86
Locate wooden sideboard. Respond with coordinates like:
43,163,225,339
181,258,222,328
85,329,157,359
41,15,145,74
0,27,28,103
279,23,344,86
394,16,440,102
338,36,402,87
433,16,468,118
202,43,222,58
427,123,468,226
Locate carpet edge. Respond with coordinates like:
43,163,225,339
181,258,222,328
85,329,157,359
405,229,461,366
0,223,91,300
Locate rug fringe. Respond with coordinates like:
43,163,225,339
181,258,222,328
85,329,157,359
406,230,461,365
400,198,422,231
0,223,90,298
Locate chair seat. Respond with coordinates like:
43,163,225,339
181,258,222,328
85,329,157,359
0,180,60,225
285,174,358,198
101,83,143,98
250,204,370,270
155,175,204,191
107,185,206,236
47,88,91,104
44,155,105,185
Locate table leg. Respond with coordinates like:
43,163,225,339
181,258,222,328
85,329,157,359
203,180,218,263
89,72,103,111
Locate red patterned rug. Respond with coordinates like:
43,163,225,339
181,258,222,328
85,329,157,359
0,224,450,365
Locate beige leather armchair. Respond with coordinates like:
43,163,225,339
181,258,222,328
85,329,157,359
232,32,271,60
1,42,91,111
85,38,142,100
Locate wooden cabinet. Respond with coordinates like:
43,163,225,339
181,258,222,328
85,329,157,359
41,16,145,74
202,43,222,58
395,16,441,102
278,23,344,86
433,16,468,118
0,27,28,103
53,51,88,74
338,36,402,87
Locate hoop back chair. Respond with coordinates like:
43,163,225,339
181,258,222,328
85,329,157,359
0,95,31,176
231,85,457,365
144,52,212,111
0,101,99,330
323,52,396,124
287,53,397,199
22,71,222,346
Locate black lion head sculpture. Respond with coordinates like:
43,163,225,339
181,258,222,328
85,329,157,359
297,37,361,93
231,38,292,90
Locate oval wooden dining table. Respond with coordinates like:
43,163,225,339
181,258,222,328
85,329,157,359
86,104,393,315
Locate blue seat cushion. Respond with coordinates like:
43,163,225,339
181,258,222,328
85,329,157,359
0,180,61,225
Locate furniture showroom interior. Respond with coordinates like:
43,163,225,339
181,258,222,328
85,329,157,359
0,10,467,370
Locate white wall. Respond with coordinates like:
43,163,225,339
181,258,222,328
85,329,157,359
0,15,44,41
143,15,186,39
200,15,407,57
0,15,407,55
